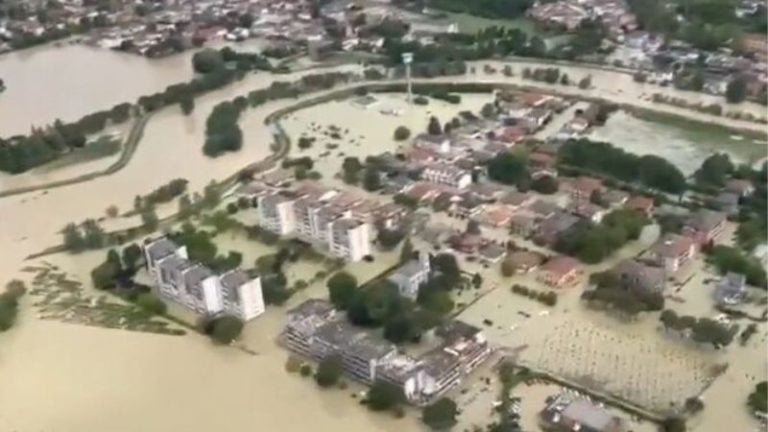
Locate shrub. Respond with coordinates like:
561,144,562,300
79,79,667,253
136,293,167,315
393,126,411,141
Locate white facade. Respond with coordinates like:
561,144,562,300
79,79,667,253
329,218,372,262
422,165,472,189
144,238,265,321
388,253,431,299
258,193,296,235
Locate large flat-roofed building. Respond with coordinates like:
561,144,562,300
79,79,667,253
258,192,297,235
541,394,623,432
282,299,491,405
143,237,265,321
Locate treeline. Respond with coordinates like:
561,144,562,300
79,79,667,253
660,309,739,347
134,178,188,211
559,139,688,195
706,245,767,288
0,103,133,174
583,268,664,315
203,72,356,157
63,219,107,252
427,0,533,20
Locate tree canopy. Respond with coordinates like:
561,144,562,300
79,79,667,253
315,354,344,387
327,271,358,310
422,397,459,430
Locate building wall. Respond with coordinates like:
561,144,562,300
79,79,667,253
233,278,265,321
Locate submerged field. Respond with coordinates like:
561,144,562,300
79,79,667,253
589,110,768,175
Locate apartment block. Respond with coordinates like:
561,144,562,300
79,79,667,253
143,237,265,321
257,192,297,235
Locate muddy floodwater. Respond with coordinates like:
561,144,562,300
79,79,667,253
590,110,768,175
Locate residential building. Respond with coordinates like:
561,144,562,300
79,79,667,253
568,201,606,223
725,179,755,197
540,394,623,432
329,218,372,262
569,176,604,201
258,192,297,235
282,300,491,406
601,189,629,208
388,252,431,300
534,211,580,247
625,195,654,216
479,243,507,263
510,214,538,237
143,237,265,321
649,233,696,273
422,164,472,189
714,191,740,216
528,152,558,179
538,256,580,288
480,204,516,227
613,259,666,294
683,210,727,245
714,272,747,305
504,251,544,274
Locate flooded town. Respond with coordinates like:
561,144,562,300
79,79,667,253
0,0,766,431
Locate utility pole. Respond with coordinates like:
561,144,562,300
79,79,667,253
402,52,413,103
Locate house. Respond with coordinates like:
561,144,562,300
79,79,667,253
613,260,666,294
480,204,515,228
601,189,629,208
534,211,580,247
479,243,507,263
449,232,484,254
499,191,536,209
388,253,431,300
538,255,580,288
510,214,538,237
568,201,606,223
529,199,560,220
725,179,755,197
404,182,442,204
422,164,472,189
504,251,543,274
714,272,747,305
450,195,485,219
569,176,604,201
522,108,552,131
625,195,655,216
713,191,740,216
528,152,558,179
683,210,727,245
541,394,623,432
468,183,504,202
649,233,696,273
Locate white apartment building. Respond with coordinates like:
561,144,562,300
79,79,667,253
144,237,265,321
257,192,296,235
422,164,472,189
388,252,431,300
329,218,372,262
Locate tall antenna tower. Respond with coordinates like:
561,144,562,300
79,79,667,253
402,52,413,103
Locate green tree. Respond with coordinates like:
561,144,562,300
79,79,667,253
487,152,529,186
694,153,733,187
384,312,421,343
427,116,442,135
393,126,411,141
531,175,559,194
481,102,496,118
363,167,381,191
422,397,459,430
315,354,344,387
327,271,358,309
725,76,747,103
122,243,142,270
748,381,767,414
661,416,686,432
366,380,404,411
192,48,224,74
342,156,363,184
206,315,244,344
63,223,85,252
136,293,167,315
400,237,415,263
180,97,195,115
141,208,159,231
91,259,119,290
81,219,105,249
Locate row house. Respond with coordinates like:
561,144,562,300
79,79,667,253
144,237,265,321
421,163,473,189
